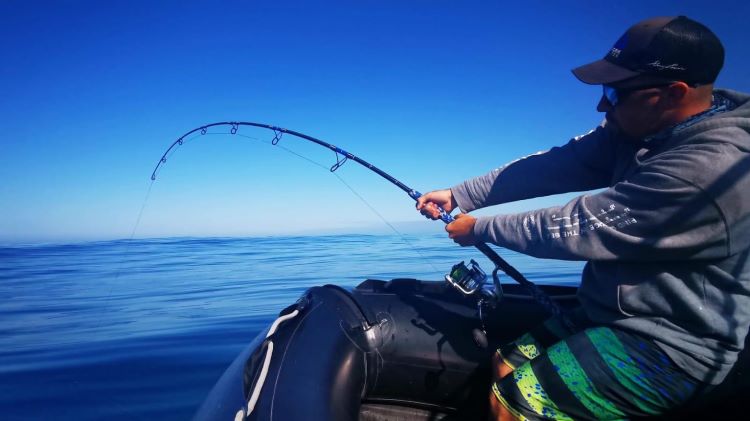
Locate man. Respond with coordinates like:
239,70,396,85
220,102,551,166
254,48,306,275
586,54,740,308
417,16,750,420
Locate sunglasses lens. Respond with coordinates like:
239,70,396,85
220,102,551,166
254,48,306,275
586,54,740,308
603,85,618,106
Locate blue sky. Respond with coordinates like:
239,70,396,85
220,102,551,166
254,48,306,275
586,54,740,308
2,0,749,244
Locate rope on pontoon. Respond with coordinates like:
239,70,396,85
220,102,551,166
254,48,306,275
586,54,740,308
235,309,300,420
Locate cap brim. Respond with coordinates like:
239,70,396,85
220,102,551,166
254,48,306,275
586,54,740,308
572,58,641,85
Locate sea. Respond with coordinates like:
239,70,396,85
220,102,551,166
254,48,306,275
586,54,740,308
0,234,584,420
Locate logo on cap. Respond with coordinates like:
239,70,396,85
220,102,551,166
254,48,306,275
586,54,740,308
646,60,687,71
609,33,629,59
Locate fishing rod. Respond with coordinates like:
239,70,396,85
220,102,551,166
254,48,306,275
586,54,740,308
151,121,565,318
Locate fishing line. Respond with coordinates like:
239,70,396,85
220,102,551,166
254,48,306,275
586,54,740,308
93,181,154,354
330,172,443,276
151,127,442,275
128,182,155,242
103,183,154,290
231,131,443,276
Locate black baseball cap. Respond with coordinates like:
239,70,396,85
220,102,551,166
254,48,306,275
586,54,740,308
572,16,724,86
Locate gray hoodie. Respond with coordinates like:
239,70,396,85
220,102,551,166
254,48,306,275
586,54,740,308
452,89,750,384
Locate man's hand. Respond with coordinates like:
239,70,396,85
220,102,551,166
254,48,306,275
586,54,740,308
446,213,477,246
416,189,458,220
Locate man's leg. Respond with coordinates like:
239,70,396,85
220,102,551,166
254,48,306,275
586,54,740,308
489,352,519,421
489,387,517,421
492,351,514,382
489,315,579,420
490,326,704,420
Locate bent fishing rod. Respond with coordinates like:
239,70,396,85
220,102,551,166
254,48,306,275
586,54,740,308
151,121,564,318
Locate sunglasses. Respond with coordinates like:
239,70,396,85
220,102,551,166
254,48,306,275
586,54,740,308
602,82,677,107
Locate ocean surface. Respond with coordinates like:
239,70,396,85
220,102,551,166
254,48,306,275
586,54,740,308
0,234,584,420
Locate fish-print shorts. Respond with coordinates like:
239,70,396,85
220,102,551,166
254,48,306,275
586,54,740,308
493,311,704,420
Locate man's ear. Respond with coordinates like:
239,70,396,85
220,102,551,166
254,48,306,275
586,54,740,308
665,82,690,106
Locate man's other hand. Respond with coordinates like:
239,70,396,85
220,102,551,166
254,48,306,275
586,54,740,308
446,213,477,246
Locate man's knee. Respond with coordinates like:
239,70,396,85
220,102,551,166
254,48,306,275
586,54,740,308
491,351,514,381
490,352,521,420
488,387,519,421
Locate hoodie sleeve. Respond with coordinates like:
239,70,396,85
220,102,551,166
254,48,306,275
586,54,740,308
473,154,730,261
451,124,622,212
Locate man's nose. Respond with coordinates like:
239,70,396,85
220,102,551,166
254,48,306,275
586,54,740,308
597,95,612,113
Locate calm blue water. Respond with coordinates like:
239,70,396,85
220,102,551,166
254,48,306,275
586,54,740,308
0,235,583,420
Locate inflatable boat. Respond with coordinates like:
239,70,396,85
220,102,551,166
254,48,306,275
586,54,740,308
194,276,750,420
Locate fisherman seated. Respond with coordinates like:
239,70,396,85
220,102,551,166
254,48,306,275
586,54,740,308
418,16,750,420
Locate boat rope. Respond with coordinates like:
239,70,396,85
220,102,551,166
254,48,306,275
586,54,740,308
236,309,300,421
152,122,565,318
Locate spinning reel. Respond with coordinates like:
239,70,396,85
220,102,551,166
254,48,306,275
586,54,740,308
445,259,504,348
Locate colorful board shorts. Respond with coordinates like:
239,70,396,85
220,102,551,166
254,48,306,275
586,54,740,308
493,311,703,420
